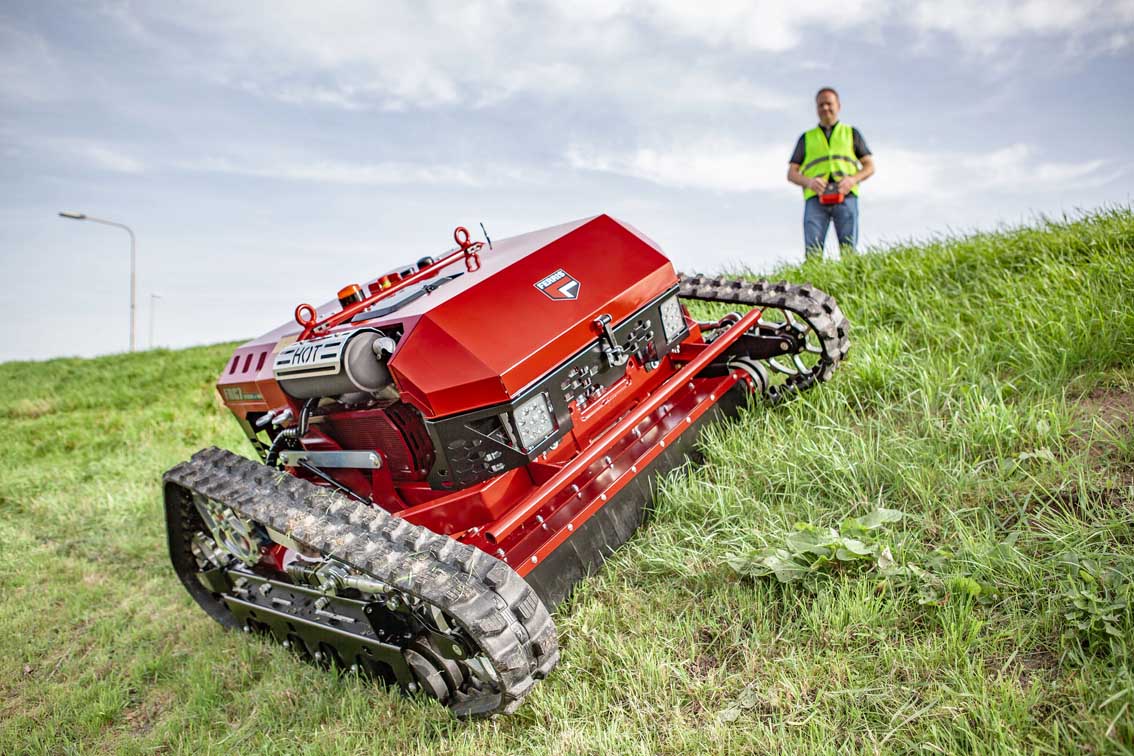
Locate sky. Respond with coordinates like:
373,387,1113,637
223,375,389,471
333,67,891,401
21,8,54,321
2,0,1133,362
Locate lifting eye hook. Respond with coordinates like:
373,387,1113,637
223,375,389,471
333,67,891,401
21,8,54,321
454,226,482,272
295,303,318,329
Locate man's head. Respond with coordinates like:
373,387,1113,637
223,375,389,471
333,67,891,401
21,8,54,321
815,87,840,127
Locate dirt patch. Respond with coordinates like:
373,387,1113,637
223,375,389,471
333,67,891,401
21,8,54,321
1078,385,1134,429
689,652,719,679
688,627,722,680
123,689,175,735
5,397,55,420
1044,486,1131,518
988,648,1059,691
1072,385,1134,470
1033,384,1134,523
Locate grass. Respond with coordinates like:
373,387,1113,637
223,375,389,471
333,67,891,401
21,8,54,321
2,207,1133,754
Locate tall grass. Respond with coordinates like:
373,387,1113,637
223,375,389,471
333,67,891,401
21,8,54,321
2,208,1132,754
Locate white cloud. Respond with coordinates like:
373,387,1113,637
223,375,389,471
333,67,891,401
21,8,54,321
636,0,883,52
7,0,1126,120
567,139,787,192
911,0,1089,38
109,0,1134,115
659,71,801,112
569,139,1123,198
15,128,490,185
470,63,587,109
0,24,70,103
871,144,1117,199
73,143,147,174
102,2,833,113
908,0,1134,50
177,156,483,186
19,137,148,174
174,150,555,187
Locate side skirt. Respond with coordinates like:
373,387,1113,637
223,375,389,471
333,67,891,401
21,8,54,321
523,383,748,609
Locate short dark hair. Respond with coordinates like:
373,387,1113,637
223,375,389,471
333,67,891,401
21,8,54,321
815,87,840,102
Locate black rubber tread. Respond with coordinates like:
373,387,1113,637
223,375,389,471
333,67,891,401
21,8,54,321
164,447,558,718
677,275,850,401
165,482,242,631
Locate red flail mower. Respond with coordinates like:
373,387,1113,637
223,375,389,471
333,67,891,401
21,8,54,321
164,215,849,716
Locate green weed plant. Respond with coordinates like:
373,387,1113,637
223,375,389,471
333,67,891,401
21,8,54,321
727,508,904,583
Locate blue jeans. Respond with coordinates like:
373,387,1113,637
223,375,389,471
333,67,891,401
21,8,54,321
803,195,858,258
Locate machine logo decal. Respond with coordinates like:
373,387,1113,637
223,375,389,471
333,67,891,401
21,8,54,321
221,387,264,402
534,269,581,301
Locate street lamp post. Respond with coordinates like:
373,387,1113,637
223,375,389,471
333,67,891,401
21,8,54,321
149,293,162,349
58,211,137,352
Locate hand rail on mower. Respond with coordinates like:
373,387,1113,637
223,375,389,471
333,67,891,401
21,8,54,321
482,304,764,546
294,227,484,340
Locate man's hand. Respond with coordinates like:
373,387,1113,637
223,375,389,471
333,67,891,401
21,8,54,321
808,177,827,193
837,176,857,195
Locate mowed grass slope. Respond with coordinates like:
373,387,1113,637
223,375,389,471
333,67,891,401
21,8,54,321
2,209,1133,755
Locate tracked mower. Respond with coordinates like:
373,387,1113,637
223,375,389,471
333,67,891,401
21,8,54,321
164,215,849,716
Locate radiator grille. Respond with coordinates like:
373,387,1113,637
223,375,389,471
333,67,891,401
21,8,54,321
323,404,434,480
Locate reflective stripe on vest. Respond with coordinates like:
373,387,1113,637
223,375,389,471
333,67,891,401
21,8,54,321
801,123,860,199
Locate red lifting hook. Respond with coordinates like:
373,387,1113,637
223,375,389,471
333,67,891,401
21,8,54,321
294,303,317,329
454,226,482,272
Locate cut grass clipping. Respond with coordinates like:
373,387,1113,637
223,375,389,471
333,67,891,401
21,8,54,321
2,207,1133,754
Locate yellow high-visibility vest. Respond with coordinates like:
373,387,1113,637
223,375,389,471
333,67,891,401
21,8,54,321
802,123,860,199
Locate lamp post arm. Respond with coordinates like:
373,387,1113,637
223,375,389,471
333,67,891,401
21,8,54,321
80,216,133,238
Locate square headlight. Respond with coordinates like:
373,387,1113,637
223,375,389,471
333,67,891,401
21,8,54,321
660,295,686,343
513,393,555,451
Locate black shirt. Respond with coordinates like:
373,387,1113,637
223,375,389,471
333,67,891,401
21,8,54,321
789,122,871,165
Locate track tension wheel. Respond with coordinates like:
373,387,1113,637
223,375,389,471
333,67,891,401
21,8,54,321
678,275,850,402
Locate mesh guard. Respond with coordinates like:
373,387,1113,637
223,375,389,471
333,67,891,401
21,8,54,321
323,403,435,480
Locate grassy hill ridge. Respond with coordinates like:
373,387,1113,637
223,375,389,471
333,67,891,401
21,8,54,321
2,209,1133,754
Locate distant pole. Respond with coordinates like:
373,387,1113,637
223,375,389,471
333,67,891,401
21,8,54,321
58,211,137,352
149,293,162,349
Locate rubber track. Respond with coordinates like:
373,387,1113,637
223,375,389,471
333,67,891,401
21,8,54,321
164,446,558,718
678,275,850,401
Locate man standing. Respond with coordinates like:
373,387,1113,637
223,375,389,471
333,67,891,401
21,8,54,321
787,87,875,258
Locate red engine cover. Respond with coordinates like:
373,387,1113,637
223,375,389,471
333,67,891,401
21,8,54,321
383,215,678,416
